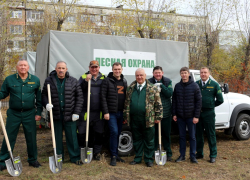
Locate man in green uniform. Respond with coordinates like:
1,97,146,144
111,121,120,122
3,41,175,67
148,66,173,161
124,68,163,167
0,60,43,171
196,67,224,163
42,61,83,165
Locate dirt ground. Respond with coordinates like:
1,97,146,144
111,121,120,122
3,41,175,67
0,112,250,180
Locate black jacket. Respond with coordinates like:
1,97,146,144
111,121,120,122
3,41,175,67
42,70,83,121
172,76,202,119
78,72,105,112
101,72,127,114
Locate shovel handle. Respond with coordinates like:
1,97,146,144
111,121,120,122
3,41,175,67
0,111,11,152
158,121,162,145
47,84,56,149
86,80,91,142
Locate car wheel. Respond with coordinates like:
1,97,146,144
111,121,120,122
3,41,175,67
118,125,134,156
233,114,250,140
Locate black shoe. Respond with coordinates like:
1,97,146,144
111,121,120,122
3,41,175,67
167,156,172,161
190,157,198,163
116,156,125,163
0,164,6,171
110,156,116,166
73,160,83,165
93,153,101,161
29,161,41,168
146,162,153,167
210,157,216,163
195,154,204,159
175,156,185,162
129,161,141,165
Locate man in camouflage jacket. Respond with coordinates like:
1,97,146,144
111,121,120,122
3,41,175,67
124,68,163,167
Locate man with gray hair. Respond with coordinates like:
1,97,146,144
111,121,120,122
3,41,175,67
42,61,83,165
124,68,163,167
0,59,43,171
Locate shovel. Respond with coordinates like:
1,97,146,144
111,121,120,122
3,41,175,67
155,121,167,165
81,79,93,163
0,110,22,176
47,84,63,173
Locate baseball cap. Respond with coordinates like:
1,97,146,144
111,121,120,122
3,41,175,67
89,60,99,67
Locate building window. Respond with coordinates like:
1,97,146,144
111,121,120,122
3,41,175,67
190,47,197,53
10,25,22,34
189,24,196,30
178,23,186,30
89,15,95,22
11,10,22,18
66,16,76,23
188,36,196,42
200,25,205,32
95,15,101,22
8,41,24,49
27,10,44,20
166,22,174,29
166,35,174,41
178,35,186,41
81,14,88,22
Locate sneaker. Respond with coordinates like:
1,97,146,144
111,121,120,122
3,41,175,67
29,161,42,168
73,160,83,165
93,153,101,161
116,156,125,163
110,156,116,166
0,164,6,171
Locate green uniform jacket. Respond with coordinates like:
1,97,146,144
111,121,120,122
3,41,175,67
124,79,163,128
0,73,42,115
196,78,224,109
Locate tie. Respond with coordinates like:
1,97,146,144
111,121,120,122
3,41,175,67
138,85,142,91
203,82,205,86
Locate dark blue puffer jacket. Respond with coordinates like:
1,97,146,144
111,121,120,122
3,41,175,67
172,76,202,119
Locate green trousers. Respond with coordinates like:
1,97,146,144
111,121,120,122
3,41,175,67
54,119,80,163
0,109,37,166
196,110,217,158
154,116,172,157
131,116,155,163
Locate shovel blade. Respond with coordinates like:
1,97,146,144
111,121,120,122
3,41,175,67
49,154,63,174
155,150,167,166
5,156,22,177
81,147,93,164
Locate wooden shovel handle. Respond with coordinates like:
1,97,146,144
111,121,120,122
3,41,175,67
47,84,56,149
86,79,91,142
0,111,11,151
158,121,161,145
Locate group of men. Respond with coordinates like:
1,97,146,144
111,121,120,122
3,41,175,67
0,59,224,171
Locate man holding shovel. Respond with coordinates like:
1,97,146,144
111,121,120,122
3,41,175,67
42,61,83,165
148,66,173,161
124,68,163,167
78,60,105,161
0,59,43,171
101,62,127,166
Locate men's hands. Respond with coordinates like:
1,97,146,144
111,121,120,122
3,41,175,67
104,113,110,120
173,115,177,122
193,117,199,124
155,120,160,123
85,74,92,82
35,115,41,121
46,104,53,111
72,114,79,121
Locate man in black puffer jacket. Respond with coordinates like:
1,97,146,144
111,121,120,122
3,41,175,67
78,60,105,161
42,61,83,165
172,67,202,164
101,62,127,166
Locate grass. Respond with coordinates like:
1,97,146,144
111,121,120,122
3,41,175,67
0,109,250,179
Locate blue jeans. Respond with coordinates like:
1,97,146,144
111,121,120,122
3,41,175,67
108,111,123,157
177,117,196,158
